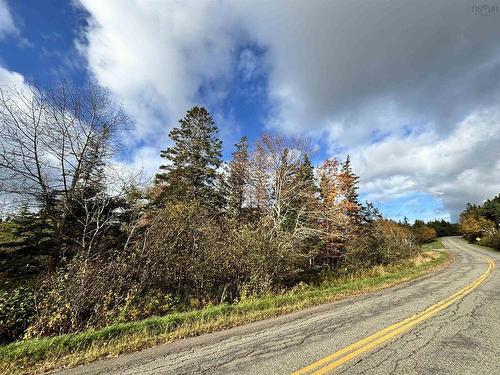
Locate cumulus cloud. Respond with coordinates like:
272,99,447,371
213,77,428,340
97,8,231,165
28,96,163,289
76,0,243,147
77,1,500,139
352,108,500,219
75,0,500,219
235,1,500,143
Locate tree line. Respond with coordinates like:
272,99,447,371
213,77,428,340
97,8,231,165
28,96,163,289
1,83,423,343
460,193,500,249
397,217,458,243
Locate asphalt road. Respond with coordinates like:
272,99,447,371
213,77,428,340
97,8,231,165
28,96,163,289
59,237,500,375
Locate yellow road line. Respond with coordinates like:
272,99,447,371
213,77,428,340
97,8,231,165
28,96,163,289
292,243,495,375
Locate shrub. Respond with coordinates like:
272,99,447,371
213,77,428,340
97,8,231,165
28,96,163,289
344,220,420,271
23,203,420,339
0,285,35,343
24,201,327,338
481,233,500,250
25,258,125,337
413,225,437,244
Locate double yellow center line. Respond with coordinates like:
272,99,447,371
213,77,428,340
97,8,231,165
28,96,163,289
292,245,495,375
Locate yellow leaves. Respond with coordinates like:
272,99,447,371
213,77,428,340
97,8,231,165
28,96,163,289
459,213,496,238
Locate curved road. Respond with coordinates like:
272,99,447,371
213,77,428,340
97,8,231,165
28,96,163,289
60,237,500,374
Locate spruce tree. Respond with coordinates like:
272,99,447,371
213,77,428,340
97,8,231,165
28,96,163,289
283,154,316,231
156,107,223,209
11,205,55,253
227,136,249,218
340,155,360,205
339,155,362,223
297,154,315,192
360,201,382,224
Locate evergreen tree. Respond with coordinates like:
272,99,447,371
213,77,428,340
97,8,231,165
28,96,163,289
361,201,382,224
11,205,55,253
227,136,249,218
401,216,410,227
297,154,315,192
283,153,317,230
339,155,361,220
481,194,500,225
412,219,425,229
426,219,459,236
340,155,359,203
293,154,316,213
156,107,223,209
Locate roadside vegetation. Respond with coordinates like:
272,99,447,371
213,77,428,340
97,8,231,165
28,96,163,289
421,239,445,250
0,250,449,374
0,82,454,373
459,194,500,250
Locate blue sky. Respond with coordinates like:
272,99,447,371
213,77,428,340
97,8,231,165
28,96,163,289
0,1,86,84
1,0,500,222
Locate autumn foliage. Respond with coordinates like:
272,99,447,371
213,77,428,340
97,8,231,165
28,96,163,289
0,105,422,341
459,195,500,248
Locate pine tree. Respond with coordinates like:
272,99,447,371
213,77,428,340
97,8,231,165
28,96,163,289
340,155,359,203
227,136,249,218
156,107,223,209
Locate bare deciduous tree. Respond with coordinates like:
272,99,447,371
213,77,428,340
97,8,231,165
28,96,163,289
250,134,316,231
0,82,125,256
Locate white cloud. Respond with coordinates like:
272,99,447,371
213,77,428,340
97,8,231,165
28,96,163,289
77,0,242,144
0,66,33,212
112,145,162,185
0,0,18,40
351,108,500,219
0,65,25,87
75,0,500,219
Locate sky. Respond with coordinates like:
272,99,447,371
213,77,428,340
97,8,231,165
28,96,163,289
1,0,500,222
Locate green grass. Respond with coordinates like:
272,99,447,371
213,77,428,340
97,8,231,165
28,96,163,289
0,250,450,375
421,238,445,250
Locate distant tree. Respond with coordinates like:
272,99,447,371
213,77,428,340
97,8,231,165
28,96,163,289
401,216,411,228
156,107,224,210
426,219,459,236
227,136,249,219
413,219,425,229
412,225,437,244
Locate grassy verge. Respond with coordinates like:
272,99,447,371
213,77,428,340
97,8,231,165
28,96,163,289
421,238,445,250
0,250,450,374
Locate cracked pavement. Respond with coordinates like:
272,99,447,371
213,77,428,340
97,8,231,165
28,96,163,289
58,237,500,374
